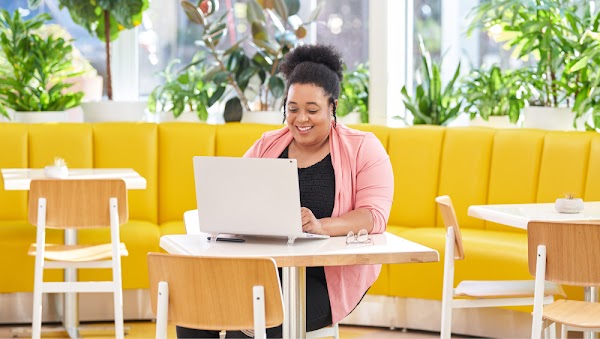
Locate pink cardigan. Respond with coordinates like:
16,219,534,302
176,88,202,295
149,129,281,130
244,123,394,323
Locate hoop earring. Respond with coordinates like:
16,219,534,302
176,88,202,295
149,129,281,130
282,99,287,123
332,103,337,128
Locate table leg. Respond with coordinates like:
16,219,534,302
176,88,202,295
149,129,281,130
64,229,80,339
282,267,306,339
584,287,599,339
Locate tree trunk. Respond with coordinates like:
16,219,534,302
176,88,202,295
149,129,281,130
104,10,113,100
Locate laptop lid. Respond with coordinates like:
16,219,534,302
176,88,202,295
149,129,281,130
193,156,304,238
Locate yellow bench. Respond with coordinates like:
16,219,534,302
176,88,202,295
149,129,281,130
0,122,598,336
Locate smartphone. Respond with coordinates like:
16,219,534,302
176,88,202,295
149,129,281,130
206,236,245,243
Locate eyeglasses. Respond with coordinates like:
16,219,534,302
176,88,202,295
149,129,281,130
346,229,372,246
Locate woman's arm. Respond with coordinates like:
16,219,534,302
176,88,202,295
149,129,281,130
302,134,394,236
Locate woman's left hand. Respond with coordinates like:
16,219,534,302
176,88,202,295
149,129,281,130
301,207,326,235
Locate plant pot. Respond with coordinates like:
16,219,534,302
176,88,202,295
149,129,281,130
145,110,208,123
44,165,68,179
469,116,519,129
555,198,584,214
240,110,284,125
12,111,68,123
522,107,577,130
81,101,147,122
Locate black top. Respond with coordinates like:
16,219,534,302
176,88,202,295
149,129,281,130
279,146,336,219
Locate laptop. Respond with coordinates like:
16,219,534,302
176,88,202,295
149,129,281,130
193,156,329,245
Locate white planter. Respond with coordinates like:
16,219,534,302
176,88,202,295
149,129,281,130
44,165,68,179
241,110,285,125
469,116,519,129
555,198,584,214
81,101,147,122
522,107,577,130
12,111,68,123
338,111,362,125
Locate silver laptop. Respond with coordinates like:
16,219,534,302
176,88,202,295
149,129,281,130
193,156,329,245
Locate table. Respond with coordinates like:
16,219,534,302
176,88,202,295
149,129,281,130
468,201,600,339
161,232,439,339
1,168,146,339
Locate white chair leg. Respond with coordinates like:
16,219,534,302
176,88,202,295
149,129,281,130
253,286,266,339
531,245,547,339
440,227,456,339
31,198,47,339
333,322,339,339
110,198,124,339
156,281,169,339
560,324,568,339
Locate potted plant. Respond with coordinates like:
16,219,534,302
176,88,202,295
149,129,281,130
147,53,218,123
468,0,599,130
180,0,323,123
337,63,369,124
400,38,463,126
0,10,84,122
571,30,600,132
35,24,103,102
461,65,531,128
28,0,150,122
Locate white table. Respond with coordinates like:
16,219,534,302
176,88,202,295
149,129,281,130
1,168,147,190
1,168,146,339
468,202,600,339
161,232,439,339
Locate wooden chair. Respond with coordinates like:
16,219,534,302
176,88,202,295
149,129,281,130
182,209,340,338
29,179,128,339
147,253,284,339
437,196,565,339
528,221,600,339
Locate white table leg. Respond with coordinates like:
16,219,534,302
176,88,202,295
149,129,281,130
64,229,80,339
584,287,599,339
282,267,306,339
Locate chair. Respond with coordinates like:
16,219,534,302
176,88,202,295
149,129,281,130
147,252,284,339
436,196,565,339
29,179,128,339
528,221,600,339
182,209,340,338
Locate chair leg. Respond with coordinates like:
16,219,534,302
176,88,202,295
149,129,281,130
31,267,43,339
333,322,339,339
109,198,124,339
156,282,169,339
560,324,568,339
440,227,456,339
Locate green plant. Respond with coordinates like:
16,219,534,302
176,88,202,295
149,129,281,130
338,63,369,123
467,0,598,109
180,0,322,119
400,39,462,126
461,65,531,123
147,53,217,121
572,31,600,131
29,0,150,100
0,10,83,118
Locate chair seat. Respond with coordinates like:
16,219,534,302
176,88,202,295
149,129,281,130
28,243,128,262
543,300,600,328
455,280,565,298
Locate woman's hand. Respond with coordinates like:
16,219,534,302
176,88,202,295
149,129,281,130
301,207,326,235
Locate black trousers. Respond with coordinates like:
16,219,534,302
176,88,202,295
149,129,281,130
176,267,332,339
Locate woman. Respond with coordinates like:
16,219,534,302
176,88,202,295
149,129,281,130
177,44,394,338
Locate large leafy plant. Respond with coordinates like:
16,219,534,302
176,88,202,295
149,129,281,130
338,63,369,123
0,10,83,118
29,0,150,100
180,0,322,119
467,0,598,109
400,39,462,126
461,65,531,124
147,54,217,121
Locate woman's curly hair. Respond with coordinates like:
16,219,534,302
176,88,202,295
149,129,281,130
279,44,344,100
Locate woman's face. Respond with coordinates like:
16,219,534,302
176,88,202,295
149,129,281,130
285,83,333,148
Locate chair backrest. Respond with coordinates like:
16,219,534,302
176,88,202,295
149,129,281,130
28,179,128,228
183,209,200,234
435,196,465,260
147,253,284,331
527,221,600,286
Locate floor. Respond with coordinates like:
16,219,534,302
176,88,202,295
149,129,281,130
0,322,450,339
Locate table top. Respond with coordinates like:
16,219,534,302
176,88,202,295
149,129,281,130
468,201,600,229
160,232,439,267
1,168,147,190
